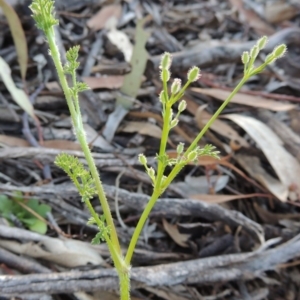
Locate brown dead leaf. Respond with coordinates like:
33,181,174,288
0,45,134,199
191,193,267,204
0,135,81,151
83,76,124,90
120,121,162,139
167,151,227,166
225,115,300,201
229,0,275,35
0,135,30,147
191,88,296,111
43,140,81,151
87,4,122,31
235,154,288,201
265,1,299,24
162,219,191,248
0,238,103,268
167,151,266,191
195,104,249,148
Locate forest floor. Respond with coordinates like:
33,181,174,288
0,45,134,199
0,0,300,299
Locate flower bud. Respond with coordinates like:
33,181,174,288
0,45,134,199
160,69,170,82
178,100,187,112
241,51,250,64
169,109,173,122
171,78,181,94
177,142,184,154
147,167,155,179
160,52,172,70
138,154,147,165
272,44,287,59
250,45,259,59
170,118,178,128
159,91,167,103
187,66,200,82
257,36,268,50
187,150,198,161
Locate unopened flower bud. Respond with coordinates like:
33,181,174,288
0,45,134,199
257,36,268,50
170,118,179,128
187,66,200,82
147,167,155,179
169,109,173,122
178,100,187,112
187,151,198,161
171,78,181,94
160,52,172,70
272,44,287,59
177,142,184,154
160,69,170,82
250,45,259,59
241,51,250,64
159,91,167,103
138,154,147,165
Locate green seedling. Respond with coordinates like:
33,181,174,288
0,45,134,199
0,192,51,234
29,1,287,298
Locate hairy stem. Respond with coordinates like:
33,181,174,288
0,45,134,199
155,102,172,190
119,269,130,300
45,27,121,257
125,189,161,264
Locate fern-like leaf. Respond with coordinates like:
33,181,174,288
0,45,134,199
55,153,96,202
90,215,111,244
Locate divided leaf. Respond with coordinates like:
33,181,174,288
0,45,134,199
55,153,97,202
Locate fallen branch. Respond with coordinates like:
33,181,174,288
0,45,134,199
0,235,299,296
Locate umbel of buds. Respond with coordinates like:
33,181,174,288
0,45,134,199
241,36,287,76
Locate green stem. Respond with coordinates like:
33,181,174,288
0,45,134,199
155,102,172,190
125,189,161,264
45,27,121,256
46,27,76,119
184,76,248,156
78,132,121,254
84,199,121,266
119,269,130,300
86,198,130,300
